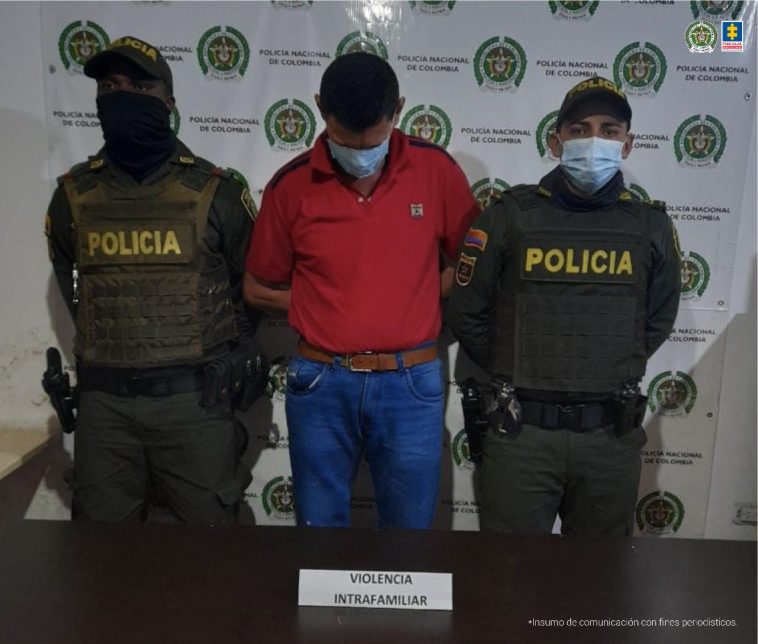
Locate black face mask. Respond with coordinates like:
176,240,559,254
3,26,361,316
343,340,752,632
96,91,176,180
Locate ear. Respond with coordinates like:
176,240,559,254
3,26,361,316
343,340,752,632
548,131,563,159
621,132,634,159
166,96,176,112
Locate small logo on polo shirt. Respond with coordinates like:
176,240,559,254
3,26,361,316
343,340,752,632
410,203,424,219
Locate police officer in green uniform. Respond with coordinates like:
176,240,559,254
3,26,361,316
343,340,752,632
44,36,261,524
448,77,681,536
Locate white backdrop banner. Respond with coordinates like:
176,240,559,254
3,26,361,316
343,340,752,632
40,0,756,537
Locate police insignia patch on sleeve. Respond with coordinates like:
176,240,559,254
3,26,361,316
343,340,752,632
670,218,682,257
464,228,488,252
240,188,258,222
455,253,477,286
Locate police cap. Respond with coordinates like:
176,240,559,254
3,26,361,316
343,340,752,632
84,35,173,94
556,76,632,129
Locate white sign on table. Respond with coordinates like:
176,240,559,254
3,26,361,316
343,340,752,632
298,569,453,611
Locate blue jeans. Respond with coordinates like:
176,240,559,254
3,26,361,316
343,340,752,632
285,353,444,529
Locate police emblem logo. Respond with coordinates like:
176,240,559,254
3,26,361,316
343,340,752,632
691,0,745,21
400,104,453,148
409,1,457,15
548,0,599,20
335,31,389,59
613,42,667,97
647,371,698,417
471,178,510,210
685,20,718,53
473,36,527,92
197,26,250,80
266,357,289,400
455,253,477,286
627,183,651,202
451,429,474,469
264,99,317,152
721,20,744,52
535,111,559,162
680,251,710,300
261,475,296,520
636,491,685,535
409,203,424,219
169,106,181,135
674,114,727,167
58,20,110,73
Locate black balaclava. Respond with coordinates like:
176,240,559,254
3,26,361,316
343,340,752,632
96,91,176,182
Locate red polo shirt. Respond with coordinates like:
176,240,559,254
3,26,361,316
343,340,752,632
246,129,478,353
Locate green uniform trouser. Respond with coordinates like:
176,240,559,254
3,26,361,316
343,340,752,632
73,389,251,524
480,423,646,536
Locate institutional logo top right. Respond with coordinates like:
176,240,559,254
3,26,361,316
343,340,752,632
686,1,745,54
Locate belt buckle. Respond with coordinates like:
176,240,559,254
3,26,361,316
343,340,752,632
557,404,583,430
347,352,373,372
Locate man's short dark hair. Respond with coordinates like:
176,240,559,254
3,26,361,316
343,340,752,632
319,52,399,132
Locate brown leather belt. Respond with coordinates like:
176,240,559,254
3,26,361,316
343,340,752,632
297,340,438,372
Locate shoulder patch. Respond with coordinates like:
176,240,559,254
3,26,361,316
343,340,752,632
178,155,195,165
225,167,249,189
670,218,681,257
270,152,311,189
463,228,488,253
455,253,477,286
241,188,258,222
618,190,633,201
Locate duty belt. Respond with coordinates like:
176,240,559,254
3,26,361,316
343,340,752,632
78,365,205,397
297,340,438,372
519,399,615,432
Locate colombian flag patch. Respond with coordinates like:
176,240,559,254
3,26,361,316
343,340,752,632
464,228,488,252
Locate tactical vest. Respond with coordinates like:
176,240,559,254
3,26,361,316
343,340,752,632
62,158,237,368
491,185,651,393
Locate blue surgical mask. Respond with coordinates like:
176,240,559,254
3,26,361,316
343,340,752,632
327,137,390,178
559,136,624,194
